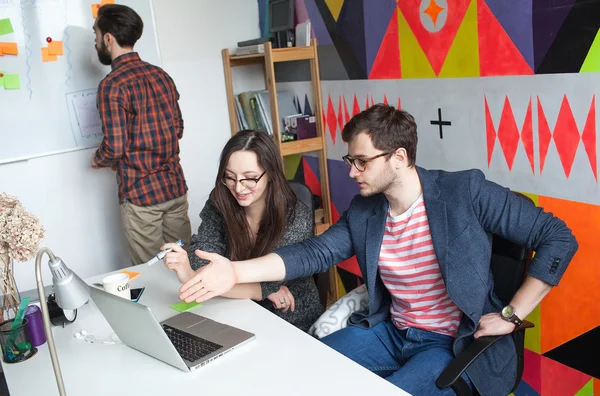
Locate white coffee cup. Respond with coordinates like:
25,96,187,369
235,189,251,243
101,273,131,299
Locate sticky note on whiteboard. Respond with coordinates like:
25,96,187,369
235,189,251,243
91,4,101,18
3,74,20,90
48,41,63,56
41,47,57,62
0,42,18,55
0,19,13,36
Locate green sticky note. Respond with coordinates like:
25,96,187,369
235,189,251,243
3,74,20,89
170,300,202,312
0,19,14,36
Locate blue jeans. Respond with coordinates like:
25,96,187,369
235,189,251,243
321,320,471,395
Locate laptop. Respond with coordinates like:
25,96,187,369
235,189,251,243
90,287,255,372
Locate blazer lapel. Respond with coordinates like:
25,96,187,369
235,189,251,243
417,167,449,280
365,196,388,300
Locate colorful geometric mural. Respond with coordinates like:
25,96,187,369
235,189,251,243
261,0,600,79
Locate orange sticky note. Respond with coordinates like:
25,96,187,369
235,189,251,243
0,42,18,55
92,4,101,18
121,270,141,281
100,0,115,4
48,41,63,56
41,47,57,62
0,48,3,56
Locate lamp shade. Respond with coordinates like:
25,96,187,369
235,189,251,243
49,257,90,310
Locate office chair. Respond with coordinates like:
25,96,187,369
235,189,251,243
436,193,536,395
289,181,329,307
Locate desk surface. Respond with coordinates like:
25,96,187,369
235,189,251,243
2,263,407,395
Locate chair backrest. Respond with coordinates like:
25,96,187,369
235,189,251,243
289,181,315,233
490,192,534,305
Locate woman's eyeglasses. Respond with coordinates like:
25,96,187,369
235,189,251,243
221,171,266,189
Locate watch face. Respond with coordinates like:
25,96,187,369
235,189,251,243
502,305,514,318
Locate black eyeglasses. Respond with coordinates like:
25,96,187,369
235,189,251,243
221,171,266,189
342,152,394,172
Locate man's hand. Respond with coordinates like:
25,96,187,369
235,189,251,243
474,313,516,338
267,286,295,313
90,153,101,169
162,242,195,284
179,250,237,303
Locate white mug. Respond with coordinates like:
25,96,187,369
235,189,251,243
101,273,131,300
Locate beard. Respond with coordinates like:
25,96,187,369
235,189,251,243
358,167,396,197
96,42,112,66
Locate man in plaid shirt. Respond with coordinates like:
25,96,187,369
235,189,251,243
91,4,191,265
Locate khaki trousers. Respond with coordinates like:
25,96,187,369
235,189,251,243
120,193,192,266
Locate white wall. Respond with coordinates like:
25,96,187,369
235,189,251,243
4,0,264,292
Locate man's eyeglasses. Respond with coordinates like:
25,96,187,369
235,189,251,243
221,171,266,189
342,152,394,172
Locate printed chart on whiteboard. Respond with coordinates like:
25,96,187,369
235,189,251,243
0,0,161,164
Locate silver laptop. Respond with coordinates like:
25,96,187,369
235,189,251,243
90,287,255,372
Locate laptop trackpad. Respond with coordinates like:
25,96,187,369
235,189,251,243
189,319,228,334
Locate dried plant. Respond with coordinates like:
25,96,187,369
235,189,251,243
0,193,45,321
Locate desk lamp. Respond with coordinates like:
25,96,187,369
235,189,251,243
35,247,90,396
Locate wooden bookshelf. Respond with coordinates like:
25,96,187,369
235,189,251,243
222,39,339,305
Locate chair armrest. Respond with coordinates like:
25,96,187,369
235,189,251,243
436,321,534,392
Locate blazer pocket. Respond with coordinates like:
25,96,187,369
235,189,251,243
448,224,470,245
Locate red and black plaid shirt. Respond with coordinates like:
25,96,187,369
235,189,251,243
94,52,187,206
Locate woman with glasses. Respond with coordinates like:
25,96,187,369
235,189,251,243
162,130,323,332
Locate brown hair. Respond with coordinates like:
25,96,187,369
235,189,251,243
341,104,418,166
210,130,297,260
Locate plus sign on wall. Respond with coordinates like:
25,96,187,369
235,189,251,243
430,108,451,139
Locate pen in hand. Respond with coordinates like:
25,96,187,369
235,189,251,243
145,240,184,266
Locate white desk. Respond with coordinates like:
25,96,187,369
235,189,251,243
2,263,408,395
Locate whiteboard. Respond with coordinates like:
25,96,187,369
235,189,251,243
0,0,161,164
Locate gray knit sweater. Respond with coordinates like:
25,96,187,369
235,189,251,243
188,197,324,332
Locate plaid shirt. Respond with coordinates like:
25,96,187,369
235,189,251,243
94,52,187,206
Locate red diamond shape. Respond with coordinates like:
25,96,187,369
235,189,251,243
497,96,520,171
326,95,337,144
537,97,552,175
337,95,344,133
484,96,496,167
581,95,596,181
553,95,581,178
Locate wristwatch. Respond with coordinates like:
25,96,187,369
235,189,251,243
501,304,523,327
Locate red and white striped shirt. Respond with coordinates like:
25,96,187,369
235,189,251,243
378,195,462,337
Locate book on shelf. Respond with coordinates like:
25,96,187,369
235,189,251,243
235,90,309,138
234,44,265,56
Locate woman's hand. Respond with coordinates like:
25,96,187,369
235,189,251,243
266,285,295,313
161,242,195,284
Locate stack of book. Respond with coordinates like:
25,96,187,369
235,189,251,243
234,90,311,142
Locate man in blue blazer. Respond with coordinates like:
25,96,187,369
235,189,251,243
174,104,578,395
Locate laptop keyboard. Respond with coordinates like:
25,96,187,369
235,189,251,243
162,324,223,362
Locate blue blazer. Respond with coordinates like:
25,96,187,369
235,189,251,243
276,167,578,396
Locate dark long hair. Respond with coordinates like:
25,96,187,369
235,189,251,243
211,130,297,261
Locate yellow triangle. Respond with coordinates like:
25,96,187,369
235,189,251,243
398,7,436,78
580,28,600,72
325,0,344,21
574,379,594,396
518,192,539,206
283,154,302,180
439,0,480,78
524,304,541,353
